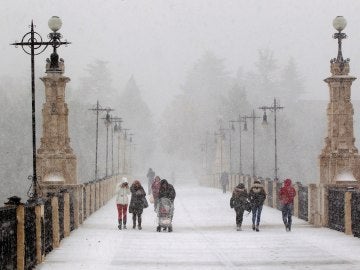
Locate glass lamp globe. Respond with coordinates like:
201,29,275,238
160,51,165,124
48,16,62,32
333,16,347,32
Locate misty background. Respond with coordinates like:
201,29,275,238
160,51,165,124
1,0,360,203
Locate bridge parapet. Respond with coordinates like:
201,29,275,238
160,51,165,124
0,175,122,270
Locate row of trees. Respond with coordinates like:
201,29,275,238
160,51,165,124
159,50,326,182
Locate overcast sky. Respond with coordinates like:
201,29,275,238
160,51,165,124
2,0,360,118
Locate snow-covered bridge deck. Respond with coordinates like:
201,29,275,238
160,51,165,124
37,185,360,270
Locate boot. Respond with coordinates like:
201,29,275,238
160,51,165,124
118,219,122,230
168,226,173,232
255,225,259,232
123,217,127,229
138,216,142,230
236,224,242,231
252,224,255,231
156,225,161,232
132,215,136,229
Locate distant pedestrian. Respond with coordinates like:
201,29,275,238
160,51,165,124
129,180,147,230
115,177,130,230
146,168,155,194
279,178,296,232
230,183,249,231
220,171,229,193
249,180,267,232
151,176,161,211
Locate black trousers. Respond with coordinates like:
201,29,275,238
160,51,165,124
235,208,245,225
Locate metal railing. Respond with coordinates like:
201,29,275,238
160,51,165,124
298,184,308,221
0,206,17,270
58,192,64,240
24,204,36,269
351,191,360,238
328,188,345,232
43,196,53,255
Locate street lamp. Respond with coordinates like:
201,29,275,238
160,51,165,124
111,117,123,176
128,133,134,175
109,116,122,176
331,16,349,70
228,121,233,174
243,110,261,177
214,124,229,175
11,16,70,200
230,115,246,175
102,110,113,178
88,101,113,180
121,128,130,174
259,98,284,181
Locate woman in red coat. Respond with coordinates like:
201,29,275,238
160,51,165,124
279,179,296,231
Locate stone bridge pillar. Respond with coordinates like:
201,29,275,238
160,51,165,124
319,16,360,185
37,59,77,186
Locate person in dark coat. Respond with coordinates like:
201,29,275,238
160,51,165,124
151,176,161,211
279,178,296,231
146,168,155,195
249,180,267,232
230,183,248,231
158,179,176,232
220,171,229,193
129,180,147,230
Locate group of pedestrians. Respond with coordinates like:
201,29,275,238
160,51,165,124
115,169,176,232
228,176,296,232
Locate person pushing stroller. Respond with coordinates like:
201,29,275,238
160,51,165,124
156,179,176,232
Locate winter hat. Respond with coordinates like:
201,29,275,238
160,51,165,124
254,180,261,184
122,177,128,184
237,183,245,189
284,179,292,186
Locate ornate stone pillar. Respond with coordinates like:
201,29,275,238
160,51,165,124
319,16,360,184
37,60,77,185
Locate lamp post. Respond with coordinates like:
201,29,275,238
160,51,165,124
243,110,261,177
228,121,233,174
102,110,114,178
111,117,123,176
230,115,246,175
128,133,134,175
259,98,284,181
11,16,70,199
331,16,349,70
88,101,113,180
200,131,210,173
214,125,229,175
121,128,130,174
109,116,122,176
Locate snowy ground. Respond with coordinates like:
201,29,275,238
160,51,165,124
36,185,360,270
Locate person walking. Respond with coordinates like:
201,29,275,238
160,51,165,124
249,180,267,232
151,176,161,211
146,168,155,195
279,178,296,232
115,177,130,230
129,180,147,230
230,183,248,231
157,179,176,232
220,171,229,193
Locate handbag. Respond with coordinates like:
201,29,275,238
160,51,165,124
244,199,252,212
142,196,149,208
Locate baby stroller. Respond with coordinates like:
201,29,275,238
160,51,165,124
156,197,174,232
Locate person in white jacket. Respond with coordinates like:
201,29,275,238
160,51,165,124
115,177,130,230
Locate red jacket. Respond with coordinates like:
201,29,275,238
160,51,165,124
279,179,296,205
